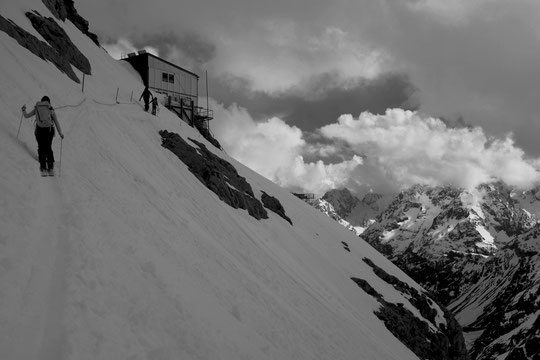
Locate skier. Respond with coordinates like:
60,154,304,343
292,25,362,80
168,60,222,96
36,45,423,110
151,97,159,115
139,86,153,112
21,96,64,176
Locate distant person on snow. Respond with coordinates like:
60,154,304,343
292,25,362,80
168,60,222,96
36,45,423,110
22,96,64,176
151,97,159,115
139,86,153,112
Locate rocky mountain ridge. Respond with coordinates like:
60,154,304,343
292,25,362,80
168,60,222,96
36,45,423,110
302,197,366,236
450,224,540,360
307,184,540,359
319,188,391,228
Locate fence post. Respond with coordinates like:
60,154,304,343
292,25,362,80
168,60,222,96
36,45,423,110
130,90,133,102
16,112,23,139
115,87,119,103
81,73,85,93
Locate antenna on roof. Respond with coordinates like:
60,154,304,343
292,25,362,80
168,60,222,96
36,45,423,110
206,70,209,116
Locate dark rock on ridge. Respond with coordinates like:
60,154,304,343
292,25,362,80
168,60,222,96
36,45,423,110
26,11,91,75
0,13,85,82
351,257,470,360
159,130,268,220
42,0,100,46
261,191,292,225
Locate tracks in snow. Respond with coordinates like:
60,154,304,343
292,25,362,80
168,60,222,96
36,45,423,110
9,177,70,360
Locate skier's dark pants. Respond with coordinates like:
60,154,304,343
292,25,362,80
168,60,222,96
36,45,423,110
144,101,150,112
35,126,55,170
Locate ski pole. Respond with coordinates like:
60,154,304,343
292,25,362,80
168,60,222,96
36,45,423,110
16,112,23,139
59,138,63,177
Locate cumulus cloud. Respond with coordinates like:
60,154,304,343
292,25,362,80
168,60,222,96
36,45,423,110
82,0,540,157
80,0,540,195
320,109,540,191
212,103,540,195
210,99,362,195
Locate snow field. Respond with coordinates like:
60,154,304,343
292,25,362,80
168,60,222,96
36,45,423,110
0,2,449,359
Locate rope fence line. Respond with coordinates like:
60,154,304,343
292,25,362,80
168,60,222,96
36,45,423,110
53,95,87,111
92,99,139,107
92,99,120,106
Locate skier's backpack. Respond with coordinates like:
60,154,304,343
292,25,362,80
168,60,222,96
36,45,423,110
35,101,54,128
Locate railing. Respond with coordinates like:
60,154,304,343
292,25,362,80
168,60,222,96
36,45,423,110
196,107,213,120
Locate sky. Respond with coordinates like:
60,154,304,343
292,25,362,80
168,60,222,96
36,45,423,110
78,0,540,196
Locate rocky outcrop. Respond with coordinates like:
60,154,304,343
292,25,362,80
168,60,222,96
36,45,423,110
352,257,470,360
159,130,268,220
26,11,91,75
193,118,222,150
322,188,360,219
261,191,292,225
0,13,85,83
42,0,100,46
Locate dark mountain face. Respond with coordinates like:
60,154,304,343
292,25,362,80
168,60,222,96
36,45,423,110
321,188,392,227
450,226,540,360
360,183,540,359
321,188,360,219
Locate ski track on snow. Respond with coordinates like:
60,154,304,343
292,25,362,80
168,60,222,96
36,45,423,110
10,176,69,360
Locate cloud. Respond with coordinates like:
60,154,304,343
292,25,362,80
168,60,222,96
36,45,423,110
211,103,540,196
320,109,540,191
210,72,419,132
81,0,540,156
131,32,216,72
101,38,158,59
209,99,362,195
80,0,540,195
365,0,540,155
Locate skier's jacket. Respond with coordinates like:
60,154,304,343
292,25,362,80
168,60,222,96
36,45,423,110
34,101,56,128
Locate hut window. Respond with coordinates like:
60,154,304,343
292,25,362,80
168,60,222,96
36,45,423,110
162,72,175,83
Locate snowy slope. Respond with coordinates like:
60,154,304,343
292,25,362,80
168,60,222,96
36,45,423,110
0,1,468,359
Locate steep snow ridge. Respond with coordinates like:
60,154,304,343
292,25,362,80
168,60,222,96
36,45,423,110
0,1,468,360
305,198,364,236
